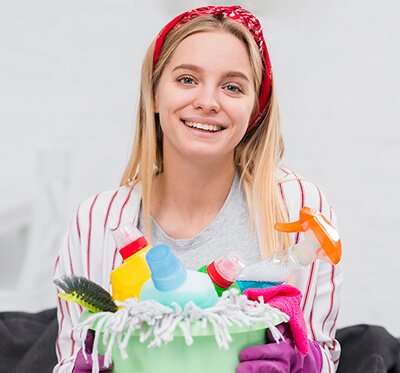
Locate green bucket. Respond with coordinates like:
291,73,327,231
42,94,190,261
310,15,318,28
82,312,283,373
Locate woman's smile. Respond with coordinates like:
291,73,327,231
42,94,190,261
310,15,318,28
180,117,227,138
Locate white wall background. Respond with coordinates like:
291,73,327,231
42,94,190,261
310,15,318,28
1,0,399,335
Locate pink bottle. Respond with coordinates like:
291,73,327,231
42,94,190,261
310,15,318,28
199,255,244,296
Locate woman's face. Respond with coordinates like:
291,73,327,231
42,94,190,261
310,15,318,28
155,31,256,163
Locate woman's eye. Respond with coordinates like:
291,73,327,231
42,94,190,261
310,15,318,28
177,76,196,85
224,84,242,94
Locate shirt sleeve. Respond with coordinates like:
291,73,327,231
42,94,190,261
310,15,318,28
52,187,129,373
279,173,343,372
52,206,84,373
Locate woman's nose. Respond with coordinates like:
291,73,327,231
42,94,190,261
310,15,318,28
192,86,220,113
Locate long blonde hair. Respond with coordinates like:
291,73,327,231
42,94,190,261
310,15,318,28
121,15,291,257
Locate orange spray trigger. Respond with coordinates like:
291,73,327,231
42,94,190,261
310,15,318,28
275,207,342,265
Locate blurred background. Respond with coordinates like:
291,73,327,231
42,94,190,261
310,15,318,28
1,0,399,337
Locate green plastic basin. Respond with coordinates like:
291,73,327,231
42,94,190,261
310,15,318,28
82,311,283,373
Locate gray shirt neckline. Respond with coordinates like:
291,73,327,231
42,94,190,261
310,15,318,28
149,172,239,248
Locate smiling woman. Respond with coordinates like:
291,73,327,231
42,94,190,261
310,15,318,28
155,31,255,158
53,5,342,373
123,13,285,250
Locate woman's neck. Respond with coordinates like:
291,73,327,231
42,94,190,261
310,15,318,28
150,153,236,238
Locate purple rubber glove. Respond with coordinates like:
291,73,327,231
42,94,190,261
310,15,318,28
72,330,112,372
236,324,322,373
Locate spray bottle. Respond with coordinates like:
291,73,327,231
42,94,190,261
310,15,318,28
275,206,342,266
236,207,342,291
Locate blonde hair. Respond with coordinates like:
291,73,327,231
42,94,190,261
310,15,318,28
121,15,291,257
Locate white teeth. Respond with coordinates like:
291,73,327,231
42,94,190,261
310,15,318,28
184,121,223,132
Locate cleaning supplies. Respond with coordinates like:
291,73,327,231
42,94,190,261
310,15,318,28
236,258,288,292
140,244,218,309
275,206,342,266
237,206,342,292
54,275,118,313
199,254,244,296
110,224,151,301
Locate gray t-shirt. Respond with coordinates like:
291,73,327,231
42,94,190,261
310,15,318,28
137,172,262,270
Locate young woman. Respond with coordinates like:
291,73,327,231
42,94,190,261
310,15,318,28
53,5,342,373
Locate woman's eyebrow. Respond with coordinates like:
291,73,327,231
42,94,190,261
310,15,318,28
223,71,250,83
172,64,250,83
172,64,202,73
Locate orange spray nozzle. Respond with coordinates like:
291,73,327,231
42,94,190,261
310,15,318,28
275,207,342,265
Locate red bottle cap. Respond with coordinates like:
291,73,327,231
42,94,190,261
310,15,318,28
207,261,233,289
119,236,148,260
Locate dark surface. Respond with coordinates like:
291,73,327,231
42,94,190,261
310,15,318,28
336,324,400,373
0,308,58,373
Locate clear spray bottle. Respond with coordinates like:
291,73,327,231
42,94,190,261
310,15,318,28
236,207,342,291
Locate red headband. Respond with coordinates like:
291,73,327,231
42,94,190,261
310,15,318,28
153,5,272,131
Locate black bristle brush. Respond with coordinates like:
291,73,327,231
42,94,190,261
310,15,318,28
54,275,118,313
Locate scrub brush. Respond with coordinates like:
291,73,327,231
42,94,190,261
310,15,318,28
54,275,118,313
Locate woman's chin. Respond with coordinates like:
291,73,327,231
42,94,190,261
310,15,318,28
163,134,234,164
182,147,232,165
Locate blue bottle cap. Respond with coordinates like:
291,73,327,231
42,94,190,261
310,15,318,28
145,244,187,291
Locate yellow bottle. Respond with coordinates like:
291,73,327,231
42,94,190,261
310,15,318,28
110,224,151,301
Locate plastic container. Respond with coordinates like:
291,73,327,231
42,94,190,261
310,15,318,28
82,310,283,373
199,254,244,296
110,225,151,301
236,258,287,292
236,207,342,292
140,244,218,309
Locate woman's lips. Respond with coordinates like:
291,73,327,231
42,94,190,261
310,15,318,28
181,119,226,137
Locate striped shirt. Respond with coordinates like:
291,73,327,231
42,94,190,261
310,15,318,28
53,167,342,373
